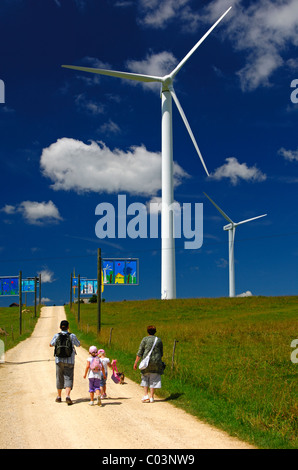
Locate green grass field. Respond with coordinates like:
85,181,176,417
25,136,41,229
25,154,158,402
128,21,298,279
65,296,298,449
0,305,40,352
1,296,297,449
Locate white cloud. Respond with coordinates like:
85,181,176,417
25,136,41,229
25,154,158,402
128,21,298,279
237,52,283,91
98,119,121,135
1,204,16,215
75,93,105,115
210,157,267,185
41,297,51,303
38,269,55,284
138,0,201,31
54,0,87,9
237,290,253,297
115,1,134,7
216,257,228,269
135,0,298,91
204,0,298,91
1,201,62,225
136,0,298,91
126,51,177,91
40,138,189,197
278,147,298,162
20,201,62,224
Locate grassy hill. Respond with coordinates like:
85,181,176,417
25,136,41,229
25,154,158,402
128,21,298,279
65,295,298,449
1,296,297,448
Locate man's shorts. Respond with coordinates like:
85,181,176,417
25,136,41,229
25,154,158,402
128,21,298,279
56,362,74,389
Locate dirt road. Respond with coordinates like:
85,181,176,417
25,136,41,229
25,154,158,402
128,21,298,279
0,306,254,449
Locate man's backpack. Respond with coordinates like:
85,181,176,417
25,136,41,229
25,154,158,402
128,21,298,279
54,332,73,358
90,356,102,372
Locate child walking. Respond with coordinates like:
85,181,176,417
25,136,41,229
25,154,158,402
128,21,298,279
83,346,106,406
98,349,112,398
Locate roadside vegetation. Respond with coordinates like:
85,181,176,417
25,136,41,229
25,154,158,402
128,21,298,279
1,296,297,449
0,305,41,352
65,296,298,449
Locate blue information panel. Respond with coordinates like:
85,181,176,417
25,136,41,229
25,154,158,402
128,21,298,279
102,259,138,285
0,276,38,295
72,258,139,292
0,277,19,296
22,279,36,293
80,279,98,295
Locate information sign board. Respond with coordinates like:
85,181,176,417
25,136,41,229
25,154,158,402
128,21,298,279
0,277,19,296
102,259,138,285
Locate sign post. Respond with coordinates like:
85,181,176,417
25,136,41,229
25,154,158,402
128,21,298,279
70,254,138,333
34,277,37,318
19,271,22,335
39,273,41,306
78,274,81,324
70,273,73,309
97,248,101,333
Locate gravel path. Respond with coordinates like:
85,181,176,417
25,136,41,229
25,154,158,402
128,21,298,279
0,306,255,449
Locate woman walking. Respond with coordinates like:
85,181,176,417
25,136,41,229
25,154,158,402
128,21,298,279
133,325,164,403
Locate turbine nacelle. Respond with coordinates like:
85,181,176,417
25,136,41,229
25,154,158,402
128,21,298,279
161,75,173,92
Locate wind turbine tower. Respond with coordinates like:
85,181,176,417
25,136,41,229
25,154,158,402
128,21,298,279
62,7,232,300
204,193,267,297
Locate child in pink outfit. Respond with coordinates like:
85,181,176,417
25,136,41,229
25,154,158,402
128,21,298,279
84,346,106,405
98,349,112,398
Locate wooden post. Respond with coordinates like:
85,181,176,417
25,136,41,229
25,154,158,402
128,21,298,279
70,273,73,309
171,339,179,370
19,271,22,335
39,273,41,306
78,274,81,324
97,248,102,333
34,276,37,318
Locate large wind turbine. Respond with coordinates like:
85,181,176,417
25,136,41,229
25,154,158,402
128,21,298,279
62,6,232,300
204,192,267,297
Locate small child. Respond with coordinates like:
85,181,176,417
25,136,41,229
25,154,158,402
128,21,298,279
97,349,112,398
83,346,106,406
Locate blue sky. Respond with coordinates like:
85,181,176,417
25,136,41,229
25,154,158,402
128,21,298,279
0,0,298,306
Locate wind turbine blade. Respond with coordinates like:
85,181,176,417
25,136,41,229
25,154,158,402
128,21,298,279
203,192,234,223
170,6,232,78
170,88,209,176
235,214,267,226
62,65,163,83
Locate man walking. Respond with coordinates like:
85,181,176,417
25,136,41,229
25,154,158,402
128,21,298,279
50,320,80,405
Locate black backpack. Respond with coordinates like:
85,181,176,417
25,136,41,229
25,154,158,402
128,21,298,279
54,332,73,358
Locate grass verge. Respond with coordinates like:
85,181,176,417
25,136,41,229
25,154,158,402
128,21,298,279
0,305,41,353
65,296,298,449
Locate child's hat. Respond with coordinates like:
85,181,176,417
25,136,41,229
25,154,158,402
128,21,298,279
98,349,105,355
89,345,98,354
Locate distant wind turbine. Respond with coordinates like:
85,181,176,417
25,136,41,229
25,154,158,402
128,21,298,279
62,6,232,300
203,192,267,298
